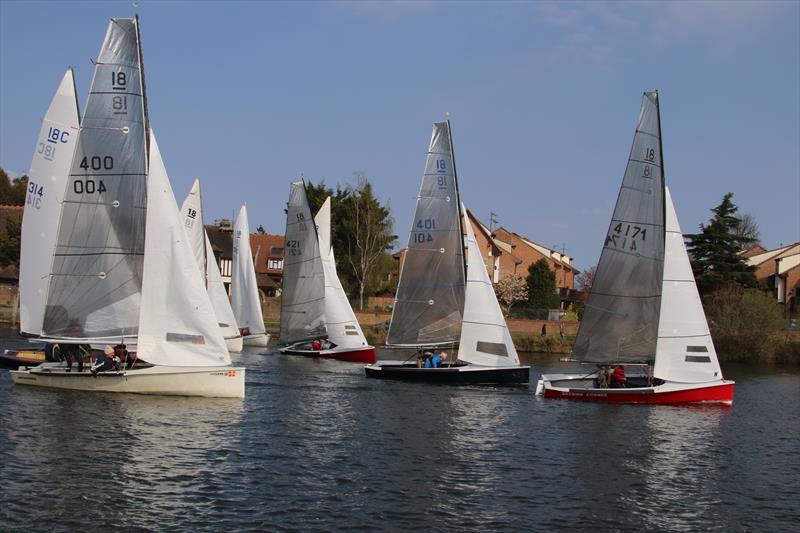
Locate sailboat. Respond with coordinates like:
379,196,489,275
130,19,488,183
11,17,245,398
231,205,270,347
278,182,376,363
536,91,734,404
1,69,81,368
364,121,529,383
180,179,244,352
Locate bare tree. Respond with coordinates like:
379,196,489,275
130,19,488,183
734,213,761,247
575,265,596,295
340,174,396,309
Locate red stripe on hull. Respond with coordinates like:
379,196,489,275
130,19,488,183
543,383,734,405
283,347,376,364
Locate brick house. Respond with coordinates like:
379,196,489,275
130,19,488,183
393,209,579,310
746,243,800,316
205,220,284,298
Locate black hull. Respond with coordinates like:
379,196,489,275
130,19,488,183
364,363,530,385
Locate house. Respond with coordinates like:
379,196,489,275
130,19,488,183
205,219,284,298
746,243,800,316
393,209,580,310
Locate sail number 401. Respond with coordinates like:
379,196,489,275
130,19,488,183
414,218,436,243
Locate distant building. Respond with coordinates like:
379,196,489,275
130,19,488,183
393,209,580,310
205,220,284,298
746,243,800,316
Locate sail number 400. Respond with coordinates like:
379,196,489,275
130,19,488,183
79,156,114,171
73,179,107,194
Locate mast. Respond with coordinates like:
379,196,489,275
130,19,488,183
446,119,468,281
134,15,150,170
654,90,667,247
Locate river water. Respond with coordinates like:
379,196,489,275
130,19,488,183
0,328,798,532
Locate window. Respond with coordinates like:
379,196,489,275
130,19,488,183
270,247,284,256
268,258,283,270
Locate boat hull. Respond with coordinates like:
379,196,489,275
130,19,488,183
537,373,734,405
226,335,244,353
1,349,46,368
10,363,245,398
280,344,376,364
243,333,270,348
365,362,530,384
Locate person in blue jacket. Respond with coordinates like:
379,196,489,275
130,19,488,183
424,351,448,368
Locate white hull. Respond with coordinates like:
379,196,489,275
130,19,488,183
243,333,270,347
225,335,244,353
11,363,245,398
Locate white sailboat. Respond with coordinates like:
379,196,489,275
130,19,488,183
231,205,270,347
11,17,244,398
365,121,529,383
1,69,81,368
180,178,243,352
536,91,734,404
278,193,375,363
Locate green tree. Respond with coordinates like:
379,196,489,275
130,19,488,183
339,175,396,309
686,192,757,295
0,211,22,267
526,259,559,310
0,168,28,206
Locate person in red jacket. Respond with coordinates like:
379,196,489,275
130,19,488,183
611,365,626,388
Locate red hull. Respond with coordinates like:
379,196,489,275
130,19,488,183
281,346,376,364
543,382,734,405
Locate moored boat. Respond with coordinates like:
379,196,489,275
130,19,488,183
536,91,733,405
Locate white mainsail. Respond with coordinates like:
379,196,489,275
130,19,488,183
231,205,266,336
314,197,368,349
180,179,240,341
457,206,519,367
387,121,465,346
19,68,81,336
43,17,146,340
280,181,326,344
137,131,230,366
653,187,723,383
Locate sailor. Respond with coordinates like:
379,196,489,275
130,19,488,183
311,339,322,350
92,346,119,375
423,351,434,368
596,366,609,388
426,351,448,368
610,365,626,388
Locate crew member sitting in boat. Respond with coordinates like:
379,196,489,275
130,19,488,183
62,344,88,373
610,365,626,388
424,351,448,368
311,339,322,350
92,346,120,375
596,366,609,388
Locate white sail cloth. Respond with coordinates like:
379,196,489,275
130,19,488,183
19,69,80,336
457,206,519,367
654,187,723,383
232,205,266,336
137,131,230,366
180,179,240,340
314,197,368,349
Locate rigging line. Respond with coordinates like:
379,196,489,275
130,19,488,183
588,291,661,299
608,218,663,227
628,158,662,167
620,184,653,195
53,252,145,257
462,319,508,328
634,129,660,139
88,91,143,97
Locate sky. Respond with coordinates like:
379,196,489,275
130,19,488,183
1,0,798,271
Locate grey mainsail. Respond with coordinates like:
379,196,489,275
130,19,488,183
573,91,665,364
387,121,466,346
43,18,148,338
280,181,326,344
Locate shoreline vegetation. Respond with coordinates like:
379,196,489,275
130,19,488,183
2,303,797,364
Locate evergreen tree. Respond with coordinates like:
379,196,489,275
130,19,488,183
685,192,757,295
526,259,559,310
0,168,28,206
0,211,22,267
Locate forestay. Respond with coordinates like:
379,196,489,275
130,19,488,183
280,182,326,343
654,187,723,383
19,69,81,336
457,207,519,367
573,91,665,364
137,131,229,366
314,198,368,349
387,121,465,346
232,205,266,336
43,18,147,339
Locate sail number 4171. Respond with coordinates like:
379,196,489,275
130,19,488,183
605,223,646,252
